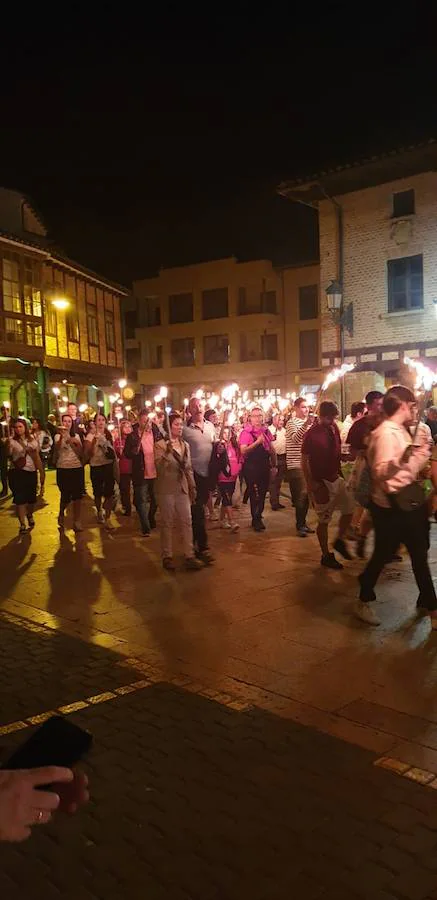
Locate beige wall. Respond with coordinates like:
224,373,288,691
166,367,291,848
319,171,437,365
282,263,321,389
133,257,322,401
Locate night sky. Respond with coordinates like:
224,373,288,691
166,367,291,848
0,8,435,286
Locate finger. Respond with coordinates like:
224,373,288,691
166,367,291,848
31,788,60,811
30,809,52,826
28,766,73,787
7,826,31,843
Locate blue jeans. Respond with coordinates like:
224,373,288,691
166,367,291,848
133,479,157,534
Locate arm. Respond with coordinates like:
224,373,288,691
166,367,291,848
240,434,263,458
372,430,431,493
290,420,311,446
83,436,95,464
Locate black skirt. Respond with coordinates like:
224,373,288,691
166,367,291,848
9,468,37,505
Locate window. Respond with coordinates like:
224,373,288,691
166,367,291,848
23,261,42,316
261,333,278,360
44,305,57,337
126,347,141,380
171,337,195,367
204,334,229,364
2,255,21,313
169,293,193,324
105,310,115,350
202,288,228,320
5,317,24,343
26,322,43,347
87,304,98,345
66,305,79,343
299,284,318,320
240,332,261,361
387,254,423,312
125,309,137,339
262,290,277,314
392,189,415,218
238,287,276,315
150,344,163,369
299,329,319,370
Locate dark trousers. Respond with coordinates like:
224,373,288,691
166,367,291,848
191,472,210,553
133,478,157,534
287,468,309,530
270,454,286,508
119,472,132,514
359,501,437,610
246,467,270,523
0,448,8,494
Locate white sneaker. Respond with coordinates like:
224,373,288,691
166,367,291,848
231,523,240,533
354,599,381,626
220,520,231,530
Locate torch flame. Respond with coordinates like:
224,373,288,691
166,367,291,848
322,363,355,392
404,356,437,392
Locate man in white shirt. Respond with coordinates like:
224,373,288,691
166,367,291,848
269,413,287,510
285,398,315,536
183,397,215,564
356,385,437,628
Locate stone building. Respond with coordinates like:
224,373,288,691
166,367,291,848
127,257,321,407
279,141,437,407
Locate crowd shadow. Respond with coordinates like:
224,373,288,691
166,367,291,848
0,533,37,603
47,533,102,644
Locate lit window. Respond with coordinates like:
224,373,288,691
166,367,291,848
2,255,21,313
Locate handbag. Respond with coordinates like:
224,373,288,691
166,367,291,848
389,480,427,512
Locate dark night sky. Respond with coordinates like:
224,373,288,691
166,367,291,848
0,7,436,286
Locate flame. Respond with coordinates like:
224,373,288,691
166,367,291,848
321,363,355,392
208,393,219,409
404,356,437,392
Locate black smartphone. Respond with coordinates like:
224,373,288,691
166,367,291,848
2,715,92,771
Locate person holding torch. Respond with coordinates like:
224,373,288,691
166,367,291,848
239,406,277,532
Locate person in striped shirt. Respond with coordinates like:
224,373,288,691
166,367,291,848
285,398,315,537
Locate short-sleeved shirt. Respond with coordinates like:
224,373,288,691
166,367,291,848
85,432,113,467
55,433,82,469
302,422,341,483
9,438,39,472
182,420,215,477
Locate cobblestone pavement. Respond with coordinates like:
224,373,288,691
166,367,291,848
2,617,437,899
3,475,437,895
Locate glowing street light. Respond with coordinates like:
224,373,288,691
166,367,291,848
97,400,104,408
52,387,60,396
52,298,70,311
78,403,88,413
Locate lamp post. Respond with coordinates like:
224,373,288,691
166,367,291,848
325,280,354,417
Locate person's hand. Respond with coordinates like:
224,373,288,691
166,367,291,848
255,435,264,446
0,766,74,842
54,770,89,814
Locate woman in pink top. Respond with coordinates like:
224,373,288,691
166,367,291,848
216,427,242,533
114,420,133,516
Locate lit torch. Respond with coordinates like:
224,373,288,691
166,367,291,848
405,356,437,438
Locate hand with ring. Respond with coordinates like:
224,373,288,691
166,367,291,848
0,766,76,842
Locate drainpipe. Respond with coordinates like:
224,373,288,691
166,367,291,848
320,186,345,416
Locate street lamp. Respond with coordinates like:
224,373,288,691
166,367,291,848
325,279,353,336
51,297,70,311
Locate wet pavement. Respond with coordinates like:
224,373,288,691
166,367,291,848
2,474,437,896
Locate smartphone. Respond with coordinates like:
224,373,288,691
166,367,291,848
2,715,92,771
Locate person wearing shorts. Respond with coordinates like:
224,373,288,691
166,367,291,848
54,413,84,532
302,400,354,570
84,413,115,527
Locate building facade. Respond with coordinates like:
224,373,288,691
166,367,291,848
0,189,127,418
279,142,437,403
128,257,321,406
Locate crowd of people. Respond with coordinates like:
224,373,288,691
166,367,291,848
2,384,437,628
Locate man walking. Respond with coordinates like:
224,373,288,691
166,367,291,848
269,412,286,510
124,409,159,535
285,397,315,537
183,397,215,564
302,401,354,569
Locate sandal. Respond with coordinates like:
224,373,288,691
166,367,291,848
19,523,27,534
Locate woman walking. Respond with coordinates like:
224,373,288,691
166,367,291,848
114,419,133,515
53,413,84,532
216,427,242,532
154,414,202,570
357,385,437,628
239,406,277,531
31,418,53,470
7,419,44,533
84,413,115,527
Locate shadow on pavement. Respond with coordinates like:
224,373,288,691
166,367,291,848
2,673,437,898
